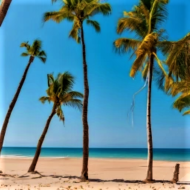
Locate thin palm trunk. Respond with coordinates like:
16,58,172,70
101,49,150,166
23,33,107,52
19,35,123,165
145,53,154,182
0,0,12,26
80,23,89,181
0,56,34,155
28,104,56,172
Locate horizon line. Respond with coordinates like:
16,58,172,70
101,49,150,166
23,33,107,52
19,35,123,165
2,146,190,149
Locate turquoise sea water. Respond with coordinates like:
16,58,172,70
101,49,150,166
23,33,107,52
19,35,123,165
1,147,190,161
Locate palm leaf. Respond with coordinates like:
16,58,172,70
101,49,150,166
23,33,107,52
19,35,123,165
153,52,167,76
148,0,169,33
39,96,51,103
85,2,111,17
21,52,29,57
38,56,46,63
20,42,30,51
173,95,190,112
44,11,74,23
86,19,100,32
47,74,55,87
58,72,75,93
63,99,83,110
69,21,81,43
114,38,141,54
130,50,147,77
117,16,144,36
183,110,190,116
56,105,65,122
39,50,47,57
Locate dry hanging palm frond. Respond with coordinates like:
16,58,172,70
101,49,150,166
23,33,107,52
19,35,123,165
128,75,148,127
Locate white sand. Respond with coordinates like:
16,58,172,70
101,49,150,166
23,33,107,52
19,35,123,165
0,157,190,189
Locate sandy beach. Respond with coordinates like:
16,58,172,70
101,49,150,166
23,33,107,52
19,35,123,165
0,157,190,189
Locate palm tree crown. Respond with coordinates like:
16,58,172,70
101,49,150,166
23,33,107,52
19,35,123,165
40,72,83,122
44,0,111,43
20,40,47,63
114,0,169,78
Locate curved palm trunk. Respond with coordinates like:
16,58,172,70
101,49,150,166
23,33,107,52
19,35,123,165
28,104,56,172
0,56,34,155
145,53,154,182
80,23,89,181
0,0,12,26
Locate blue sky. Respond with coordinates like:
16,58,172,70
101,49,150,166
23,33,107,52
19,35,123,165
0,0,190,148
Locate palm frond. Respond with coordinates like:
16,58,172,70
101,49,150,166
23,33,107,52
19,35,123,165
183,110,190,116
148,0,169,33
58,72,75,93
69,21,81,43
63,99,83,110
44,11,74,23
173,95,190,112
85,2,111,17
153,52,167,76
170,81,190,97
60,91,83,103
65,91,83,99
47,74,55,87
56,105,65,122
157,40,174,55
153,64,166,91
20,42,30,51
86,19,100,32
117,16,145,36
38,56,47,63
32,40,42,53
39,50,47,57
130,50,147,77
21,52,29,57
114,38,141,54
162,33,190,80
39,96,51,103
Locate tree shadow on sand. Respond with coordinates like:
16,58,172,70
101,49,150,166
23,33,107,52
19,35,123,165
1,171,189,185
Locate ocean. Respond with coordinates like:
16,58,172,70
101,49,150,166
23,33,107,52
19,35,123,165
1,147,190,161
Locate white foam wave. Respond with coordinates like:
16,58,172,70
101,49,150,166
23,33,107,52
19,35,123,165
0,155,68,159
0,155,31,159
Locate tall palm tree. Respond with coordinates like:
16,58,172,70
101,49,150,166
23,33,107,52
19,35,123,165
0,40,46,154
0,0,12,26
114,0,169,182
28,72,83,172
44,0,111,181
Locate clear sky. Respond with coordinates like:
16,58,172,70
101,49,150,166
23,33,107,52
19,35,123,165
0,0,190,148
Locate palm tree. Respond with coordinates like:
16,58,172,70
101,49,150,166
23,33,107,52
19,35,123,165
0,40,46,155
0,0,12,26
44,0,111,181
28,72,83,172
114,0,169,182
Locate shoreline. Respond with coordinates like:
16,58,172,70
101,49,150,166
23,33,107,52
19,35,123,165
1,155,190,162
